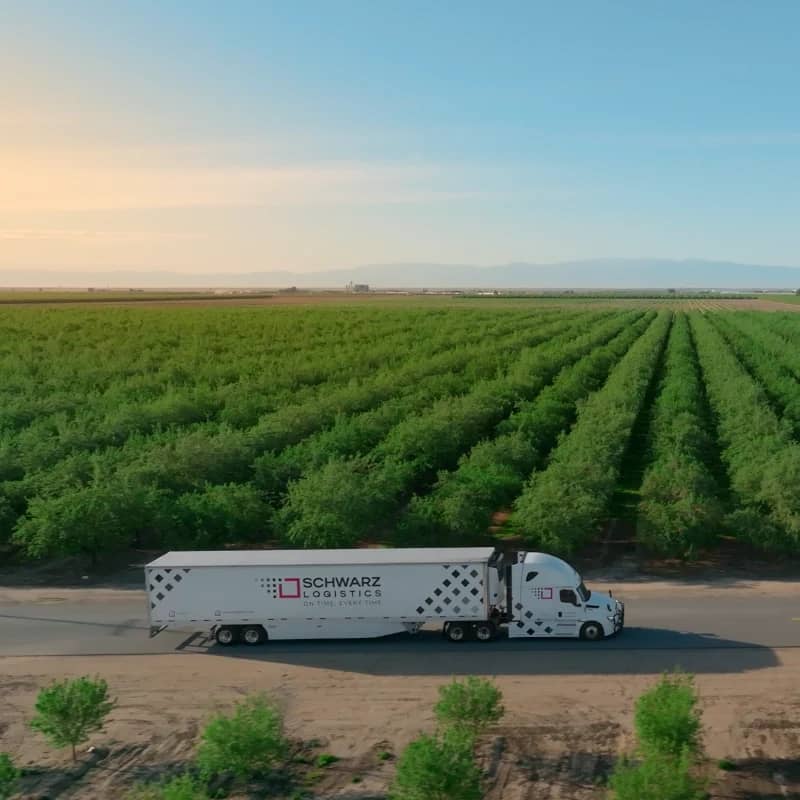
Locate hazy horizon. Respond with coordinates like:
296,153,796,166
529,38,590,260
4,258,800,290
3,2,800,274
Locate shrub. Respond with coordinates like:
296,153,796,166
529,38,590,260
316,753,339,767
390,728,481,800
30,676,115,761
126,774,211,800
634,673,701,760
434,677,504,736
0,753,19,800
608,750,706,800
196,694,288,782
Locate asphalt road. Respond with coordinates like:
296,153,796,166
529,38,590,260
1,587,798,675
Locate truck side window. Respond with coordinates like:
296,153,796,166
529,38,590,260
525,571,538,582
560,589,579,606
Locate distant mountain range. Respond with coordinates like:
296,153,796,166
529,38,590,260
3,259,800,290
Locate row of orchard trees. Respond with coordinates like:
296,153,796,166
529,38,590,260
5,302,800,562
506,309,800,557
1,671,711,800
636,314,724,557
277,311,636,547
3,306,599,559
690,313,800,551
398,311,654,541
510,311,672,553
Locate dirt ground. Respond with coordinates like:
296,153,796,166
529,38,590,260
2,644,798,799
5,291,800,311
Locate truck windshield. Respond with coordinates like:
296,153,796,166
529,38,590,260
577,582,591,602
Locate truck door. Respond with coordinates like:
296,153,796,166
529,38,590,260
509,565,558,637
555,587,581,635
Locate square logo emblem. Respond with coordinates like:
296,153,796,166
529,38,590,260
278,578,301,599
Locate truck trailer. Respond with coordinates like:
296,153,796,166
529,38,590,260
145,547,624,645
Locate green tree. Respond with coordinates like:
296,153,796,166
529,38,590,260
196,694,288,782
434,676,505,736
390,728,481,800
635,672,701,759
125,774,210,800
0,753,19,800
173,482,271,548
608,749,705,800
30,676,115,761
13,480,166,563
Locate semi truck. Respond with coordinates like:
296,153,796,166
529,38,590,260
145,547,624,645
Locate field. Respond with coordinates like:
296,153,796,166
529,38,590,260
2,299,800,565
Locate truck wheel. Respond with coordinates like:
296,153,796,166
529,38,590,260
215,626,239,646
474,622,496,642
580,622,604,641
242,625,266,645
445,622,468,643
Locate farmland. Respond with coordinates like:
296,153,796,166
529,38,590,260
2,300,800,564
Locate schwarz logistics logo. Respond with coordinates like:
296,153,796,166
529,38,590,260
258,575,383,605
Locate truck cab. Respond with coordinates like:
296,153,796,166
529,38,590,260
507,552,624,640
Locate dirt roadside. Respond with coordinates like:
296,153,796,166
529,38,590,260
2,646,799,798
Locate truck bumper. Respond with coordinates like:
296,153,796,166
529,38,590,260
613,602,625,634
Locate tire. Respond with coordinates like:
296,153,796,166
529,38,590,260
580,621,605,641
474,621,496,642
215,625,239,646
445,622,468,643
242,625,266,646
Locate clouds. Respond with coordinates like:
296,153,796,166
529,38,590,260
0,228,204,242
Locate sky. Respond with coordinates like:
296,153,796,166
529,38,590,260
2,0,800,274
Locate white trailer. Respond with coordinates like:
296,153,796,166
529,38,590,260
145,547,624,645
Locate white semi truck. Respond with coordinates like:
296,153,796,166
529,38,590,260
145,547,624,645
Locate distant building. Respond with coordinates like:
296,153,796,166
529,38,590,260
347,282,370,293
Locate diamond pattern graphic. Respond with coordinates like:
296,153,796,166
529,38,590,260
148,568,191,609
416,565,484,618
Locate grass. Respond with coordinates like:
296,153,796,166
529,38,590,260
765,293,800,304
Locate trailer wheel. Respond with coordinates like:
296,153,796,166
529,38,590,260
242,625,266,646
579,622,605,641
445,622,468,643
474,621,496,642
215,626,239,646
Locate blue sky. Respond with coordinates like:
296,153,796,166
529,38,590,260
3,1,800,272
